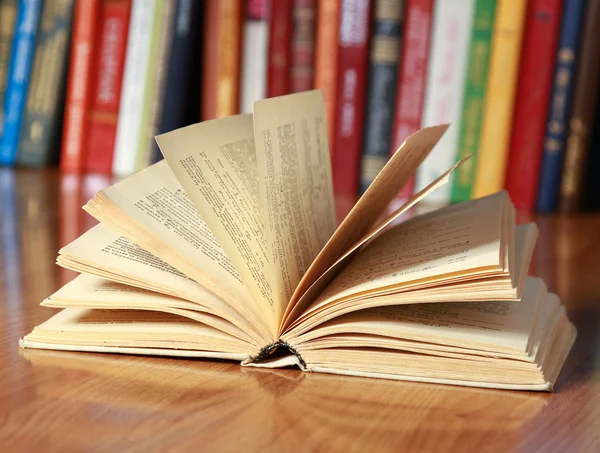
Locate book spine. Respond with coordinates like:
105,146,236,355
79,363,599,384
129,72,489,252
152,0,200,162
450,0,495,203
17,0,74,167
416,0,474,204
290,0,316,93
314,0,340,153
359,0,404,193
239,0,268,113
85,0,132,174
472,0,528,198
558,0,600,212
136,0,174,171
504,0,563,211
331,0,372,197
111,0,156,176
217,0,242,117
0,0,18,137
59,0,101,172
583,102,600,211
536,0,586,212
266,0,292,98
390,0,433,200
0,0,43,166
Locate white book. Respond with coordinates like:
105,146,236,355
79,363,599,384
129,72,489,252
239,8,269,113
416,0,474,204
112,0,157,176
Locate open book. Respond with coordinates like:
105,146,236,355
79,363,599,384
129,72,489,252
21,91,575,391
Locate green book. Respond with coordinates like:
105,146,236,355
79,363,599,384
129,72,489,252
450,0,496,203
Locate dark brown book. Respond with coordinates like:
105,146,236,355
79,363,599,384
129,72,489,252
559,0,600,212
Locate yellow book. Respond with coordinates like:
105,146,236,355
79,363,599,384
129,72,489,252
473,0,527,198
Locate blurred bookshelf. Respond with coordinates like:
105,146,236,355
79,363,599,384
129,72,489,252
0,0,599,215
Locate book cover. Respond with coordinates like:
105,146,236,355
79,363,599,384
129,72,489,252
135,0,175,171
85,0,132,174
111,0,157,176
504,0,563,211
314,0,340,152
416,0,475,204
558,0,600,212
290,0,316,93
202,0,242,120
17,0,75,167
239,0,268,113
536,0,586,212
331,0,372,197
151,0,201,162
0,0,43,166
390,0,433,200
472,0,528,198
359,0,404,193
0,0,18,137
266,0,292,98
450,0,496,204
60,0,101,173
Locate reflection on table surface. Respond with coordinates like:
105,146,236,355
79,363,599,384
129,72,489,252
1,168,599,452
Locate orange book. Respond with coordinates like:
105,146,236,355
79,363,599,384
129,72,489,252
202,0,242,120
313,0,340,152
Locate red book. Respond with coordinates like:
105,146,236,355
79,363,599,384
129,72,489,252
267,0,293,97
290,0,316,93
84,0,132,174
60,0,101,173
331,0,372,197
390,0,433,200
505,0,563,211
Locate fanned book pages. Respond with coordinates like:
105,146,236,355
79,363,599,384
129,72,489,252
21,91,576,391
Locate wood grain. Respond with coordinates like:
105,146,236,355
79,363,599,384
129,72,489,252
0,168,599,453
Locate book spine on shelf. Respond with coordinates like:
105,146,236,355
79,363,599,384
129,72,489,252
416,0,474,204
0,0,18,138
331,0,372,197
450,0,496,204
290,0,316,93
17,0,75,167
359,0,404,193
314,0,340,154
266,0,292,98
202,0,242,120
390,0,433,200
135,0,174,171
112,0,156,176
85,0,132,174
583,101,600,211
152,0,201,162
536,0,586,212
59,0,101,172
504,0,563,211
0,0,43,166
558,0,600,212
472,0,527,198
239,0,268,113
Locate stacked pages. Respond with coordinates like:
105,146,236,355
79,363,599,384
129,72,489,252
21,91,575,390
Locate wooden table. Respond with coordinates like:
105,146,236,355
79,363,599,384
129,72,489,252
1,169,599,452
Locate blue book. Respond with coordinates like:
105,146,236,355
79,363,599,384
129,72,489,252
358,0,404,193
0,0,43,166
536,0,587,212
151,0,201,163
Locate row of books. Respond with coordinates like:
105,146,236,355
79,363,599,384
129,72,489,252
0,0,599,213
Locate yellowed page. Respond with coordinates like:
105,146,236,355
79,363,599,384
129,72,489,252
283,124,449,327
43,274,258,347
24,308,252,355
156,115,277,333
304,192,509,317
252,91,338,322
83,161,273,344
